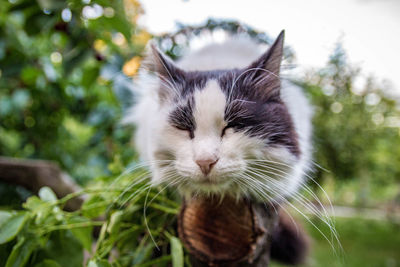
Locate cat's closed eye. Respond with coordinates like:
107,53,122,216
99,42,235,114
175,125,194,139
221,124,234,137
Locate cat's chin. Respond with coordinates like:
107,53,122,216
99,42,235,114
194,178,223,185
193,179,228,188
179,178,235,196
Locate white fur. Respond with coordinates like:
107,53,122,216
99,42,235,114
125,37,313,199
192,80,226,161
177,36,264,71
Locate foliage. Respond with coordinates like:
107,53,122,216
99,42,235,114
0,0,147,189
154,18,294,61
2,183,399,267
272,216,400,267
0,173,184,267
301,44,400,206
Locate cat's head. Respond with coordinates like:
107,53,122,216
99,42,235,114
144,31,301,200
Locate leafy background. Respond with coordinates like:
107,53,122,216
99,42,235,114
0,0,399,266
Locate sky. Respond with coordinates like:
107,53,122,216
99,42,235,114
139,0,400,96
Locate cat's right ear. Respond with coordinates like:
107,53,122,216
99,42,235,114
143,43,185,102
244,30,285,101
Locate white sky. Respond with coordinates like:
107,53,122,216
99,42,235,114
140,0,400,95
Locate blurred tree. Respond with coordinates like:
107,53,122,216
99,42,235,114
155,18,295,62
0,0,149,189
302,43,400,205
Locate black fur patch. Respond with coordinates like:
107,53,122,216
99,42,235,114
169,95,196,135
162,30,299,157
270,211,309,265
165,68,300,157
218,70,300,157
167,71,221,131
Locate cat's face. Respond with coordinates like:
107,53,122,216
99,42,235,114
147,32,300,199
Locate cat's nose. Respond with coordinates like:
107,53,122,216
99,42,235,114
196,158,219,176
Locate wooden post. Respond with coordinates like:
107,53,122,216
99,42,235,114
0,157,84,211
178,196,279,267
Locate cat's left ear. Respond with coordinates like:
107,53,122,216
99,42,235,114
143,43,186,101
145,44,184,78
245,30,285,100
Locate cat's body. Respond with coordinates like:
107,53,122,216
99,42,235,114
125,31,312,264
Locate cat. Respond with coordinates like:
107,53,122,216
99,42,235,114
124,31,312,264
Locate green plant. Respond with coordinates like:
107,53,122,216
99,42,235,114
0,0,145,190
302,44,400,206
0,168,185,267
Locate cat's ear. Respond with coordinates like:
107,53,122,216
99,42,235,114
245,30,285,100
143,43,185,101
145,43,184,79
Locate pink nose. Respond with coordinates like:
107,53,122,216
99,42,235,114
196,158,219,175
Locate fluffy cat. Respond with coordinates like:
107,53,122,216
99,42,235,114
125,31,312,202
124,31,312,264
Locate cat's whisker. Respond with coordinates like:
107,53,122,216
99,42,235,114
118,182,153,208
242,167,341,253
108,163,150,188
113,170,152,199
247,159,333,203
248,162,331,216
245,166,332,217
109,159,174,185
145,175,180,210
236,174,288,217
248,159,335,216
234,175,299,233
237,172,340,254
143,186,159,250
246,166,330,220
108,175,150,206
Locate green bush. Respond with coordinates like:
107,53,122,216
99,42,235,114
0,173,183,267
0,0,143,187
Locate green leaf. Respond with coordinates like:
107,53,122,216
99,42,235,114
132,242,155,265
0,211,13,226
23,196,45,211
170,237,184,267
34,259,62,267
21,66,41,86
43,230,83,267
82,195,108,219
5,236,37,267
133,256,172,267
69,217,93,251
102,16,132,41
87,259,111,267
0,212,28,244
23,196,57,225
150,203,179,214
81,66,100,89
107,210,123,234
39,187,58,202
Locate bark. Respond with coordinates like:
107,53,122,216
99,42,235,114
0,156,84,211
178,196,279,267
